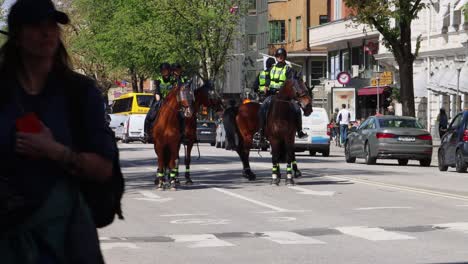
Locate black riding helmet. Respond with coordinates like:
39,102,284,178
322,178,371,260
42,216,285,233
171,63,182,71
160,62,171,72
266,58,276,69
275,48,287,58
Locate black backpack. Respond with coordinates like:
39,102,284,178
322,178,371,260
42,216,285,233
65,73,124,228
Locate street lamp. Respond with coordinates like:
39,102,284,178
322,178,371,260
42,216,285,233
455,59,466,113
374,71,383,114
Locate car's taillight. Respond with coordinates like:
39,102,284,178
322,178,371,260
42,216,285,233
463,130,468,142
376,133,396,139
417,134,432,141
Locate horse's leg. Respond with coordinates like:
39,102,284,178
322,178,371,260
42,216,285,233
285,141,296,186
168,146,179,191
270,140,281,186
292,153,302,178
184,142,194,185
240,135,256,181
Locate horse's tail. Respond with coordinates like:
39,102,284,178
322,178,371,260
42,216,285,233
223,106,240,150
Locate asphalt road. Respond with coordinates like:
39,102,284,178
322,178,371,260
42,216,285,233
100,142,468,264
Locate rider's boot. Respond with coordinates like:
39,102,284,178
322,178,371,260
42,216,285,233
296,106,308,139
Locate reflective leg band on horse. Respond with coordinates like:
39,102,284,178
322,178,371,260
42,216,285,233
170,171,177,178
287,165,293,179
158,172,164,178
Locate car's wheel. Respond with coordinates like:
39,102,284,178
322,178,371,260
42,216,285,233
455,149,467,173
419,159,431,167
309,151,316,156
438,151,449,171
322,149,330,157
261,147,268,151
345,143,356,163
364,143,376,165
398,159,409,166
210,142,216,146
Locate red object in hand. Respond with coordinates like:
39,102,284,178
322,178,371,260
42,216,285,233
16,112,42,133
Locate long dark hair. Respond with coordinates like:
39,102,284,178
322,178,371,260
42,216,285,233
0,31,73,105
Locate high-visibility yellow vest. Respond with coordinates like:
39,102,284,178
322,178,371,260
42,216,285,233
258,70,269,92
158,77,173,97
270,65,289,90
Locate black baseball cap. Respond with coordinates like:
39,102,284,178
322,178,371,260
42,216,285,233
8,0,69,33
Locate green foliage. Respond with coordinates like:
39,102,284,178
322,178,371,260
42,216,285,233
66,0,243,92
344,0,426,117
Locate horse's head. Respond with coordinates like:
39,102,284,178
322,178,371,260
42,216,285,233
177,82,195,118
194,80,224,112
288,71,313,117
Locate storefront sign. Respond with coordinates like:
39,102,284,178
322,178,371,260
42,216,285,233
371,71,393,86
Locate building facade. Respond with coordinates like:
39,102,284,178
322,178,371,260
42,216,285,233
268,0,328,107
309,0,384,119
376,0,468,137
222,0,269,99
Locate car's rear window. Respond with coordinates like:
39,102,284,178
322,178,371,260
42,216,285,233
197,122,216,129
379,119,424,129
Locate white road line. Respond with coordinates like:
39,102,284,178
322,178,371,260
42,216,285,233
161,214,209,217
327,176,468,202
288,186,335,196
353,206,413,211
211,187,290,212
335,226,416,241
268,217,297,222
134,191,173,203
101,243,138,250
169,234,234,248
258,231,325,245
434,222,468,234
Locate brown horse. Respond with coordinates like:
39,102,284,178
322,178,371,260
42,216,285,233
153,83,194,190
268,77,313,186
223,77,312,181
179,82,223,185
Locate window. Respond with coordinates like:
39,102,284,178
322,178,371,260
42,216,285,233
248,35,257,50
449,114,463,130
112,98,132,113
329,51,340,80
311,60,326,80
342,50,350,72
379,119,424,129
136,95,153,107
248,0,256,15
319,15,329,24
288,19,291,43
269,20,285,43
296,16,302,41
334,0,342,20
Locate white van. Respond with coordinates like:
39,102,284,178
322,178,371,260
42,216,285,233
295,107,330,156
121,114,146,143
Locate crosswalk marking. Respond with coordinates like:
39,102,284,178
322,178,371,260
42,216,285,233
101,242,138,250
258,231,326,245
169,234,234,248
335,226,416,241
434,222,468,234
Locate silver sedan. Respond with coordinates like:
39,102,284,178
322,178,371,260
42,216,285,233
345,116,433,166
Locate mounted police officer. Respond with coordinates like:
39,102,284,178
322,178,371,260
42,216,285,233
258,48,307,140
253,57,276,101
144,62,174,142
171,63,187,85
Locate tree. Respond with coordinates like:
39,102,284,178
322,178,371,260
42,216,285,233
344,0,426,117
155,0,245,85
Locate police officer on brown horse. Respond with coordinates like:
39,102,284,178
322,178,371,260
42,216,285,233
258,48,307,141
254,57,276,102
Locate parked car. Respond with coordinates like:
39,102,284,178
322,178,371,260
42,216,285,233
121,114,146,143
438,111,468,172
295,107,330,157
345,115,433,166
197,121,217,146
109,114,129,140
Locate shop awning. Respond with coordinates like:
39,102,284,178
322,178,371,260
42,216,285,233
358,86,391,96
